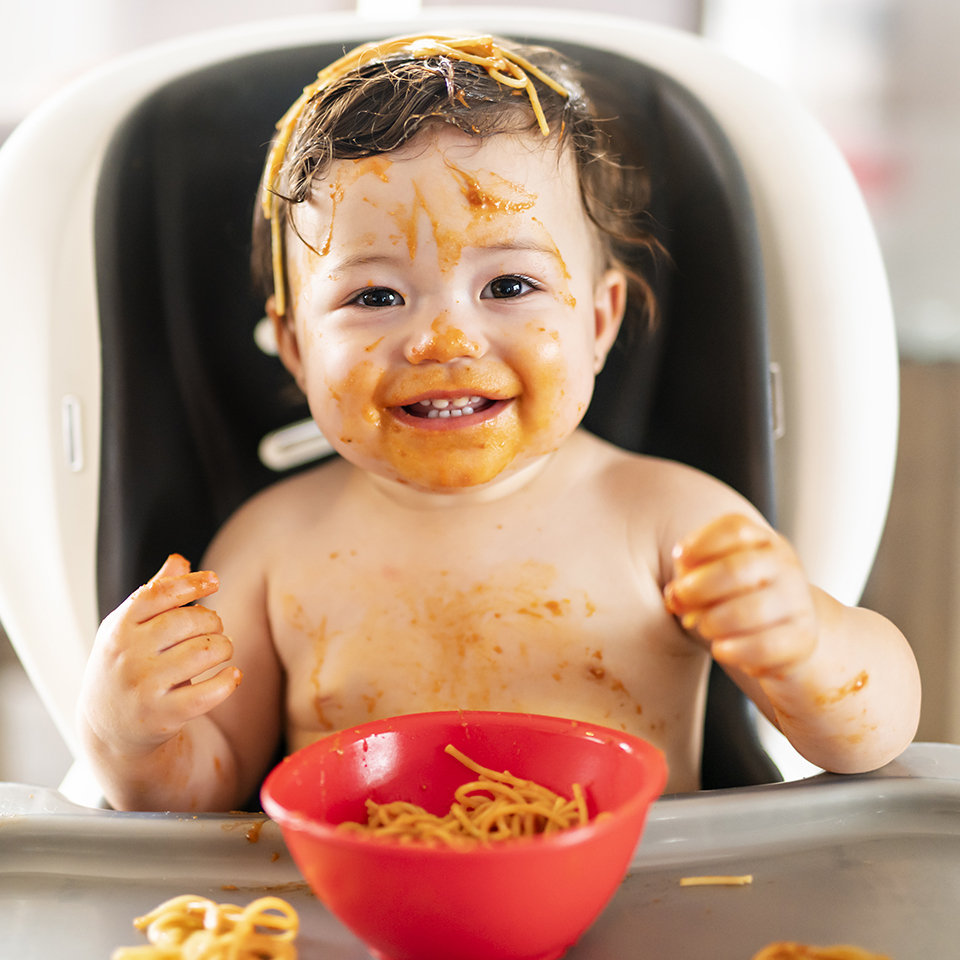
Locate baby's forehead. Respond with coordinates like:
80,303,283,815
291,127,600,266
316,127,573,197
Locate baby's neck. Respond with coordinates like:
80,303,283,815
361,453,557,510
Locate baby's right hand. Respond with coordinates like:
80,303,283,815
80,553,241,758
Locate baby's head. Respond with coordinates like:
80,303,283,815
252,35,659,492
253,34,656,324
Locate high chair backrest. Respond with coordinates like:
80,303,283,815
0,10,898,791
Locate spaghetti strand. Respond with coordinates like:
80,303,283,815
112,895,299,960
336,743,602,846
260,33,572,315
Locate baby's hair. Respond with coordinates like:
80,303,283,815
251,34,660,329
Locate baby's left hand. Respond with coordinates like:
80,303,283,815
663,514,818,677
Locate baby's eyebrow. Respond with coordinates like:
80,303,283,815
477,238,572,276
327,252,405,272
329,240,561,272
477,239,560,257
459,238,570,272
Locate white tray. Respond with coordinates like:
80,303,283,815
2,743,958,958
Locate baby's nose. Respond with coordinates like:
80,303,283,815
405,315,485,364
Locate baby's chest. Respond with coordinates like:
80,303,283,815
273,522,659,647
268,528,691,728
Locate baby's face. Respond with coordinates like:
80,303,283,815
279,126,625,493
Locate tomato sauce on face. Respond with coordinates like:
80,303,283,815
284,128,608,492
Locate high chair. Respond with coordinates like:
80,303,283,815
0,8,898,798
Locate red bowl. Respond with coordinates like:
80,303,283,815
261,710,667,960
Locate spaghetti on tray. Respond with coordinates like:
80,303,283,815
752,944,892,960
111,894,299,960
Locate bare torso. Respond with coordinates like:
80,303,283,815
206,430,751,794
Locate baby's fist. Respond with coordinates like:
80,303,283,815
663,514,818,677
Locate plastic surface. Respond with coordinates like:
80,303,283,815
260,711,667,960
2,743,959,959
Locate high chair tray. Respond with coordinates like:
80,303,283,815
1,743,958,959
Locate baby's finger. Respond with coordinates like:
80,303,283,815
665,546,780,614
148,553,192,584
711,621,817,677
164,666,243,722
693,584,812,642
149,606,225,653
672,514,773,574
129,569,220,623
158,633,234,689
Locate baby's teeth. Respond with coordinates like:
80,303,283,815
417,395,487,418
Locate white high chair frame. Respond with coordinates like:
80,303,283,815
0,8,898,775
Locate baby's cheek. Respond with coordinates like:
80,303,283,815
516,324,593,447
316,358,385,445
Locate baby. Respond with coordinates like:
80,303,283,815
77,35,921,811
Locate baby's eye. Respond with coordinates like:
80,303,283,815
352,287,405,308
481,275,538,300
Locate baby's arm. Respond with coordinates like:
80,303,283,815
663,512,921,774
77,554,247,810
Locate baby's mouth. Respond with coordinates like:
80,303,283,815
402,395,496,419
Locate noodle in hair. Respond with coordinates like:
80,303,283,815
261,34,572,316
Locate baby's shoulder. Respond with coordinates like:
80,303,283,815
203,457,350,564
581,434,763,540
584,434,734,501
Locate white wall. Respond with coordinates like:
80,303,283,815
702,0,960,361
0,0,703,135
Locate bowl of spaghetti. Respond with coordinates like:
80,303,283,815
261,710,667,960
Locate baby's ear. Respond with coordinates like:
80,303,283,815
267,296,306,389
592,269,627,373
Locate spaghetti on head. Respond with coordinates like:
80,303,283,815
260,34,572,318
252,31,661,329
337,743,607,846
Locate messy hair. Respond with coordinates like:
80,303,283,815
251,38,661,328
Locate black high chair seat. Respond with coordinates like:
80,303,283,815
93,38,779,789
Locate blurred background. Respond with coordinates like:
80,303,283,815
2,0,958,786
